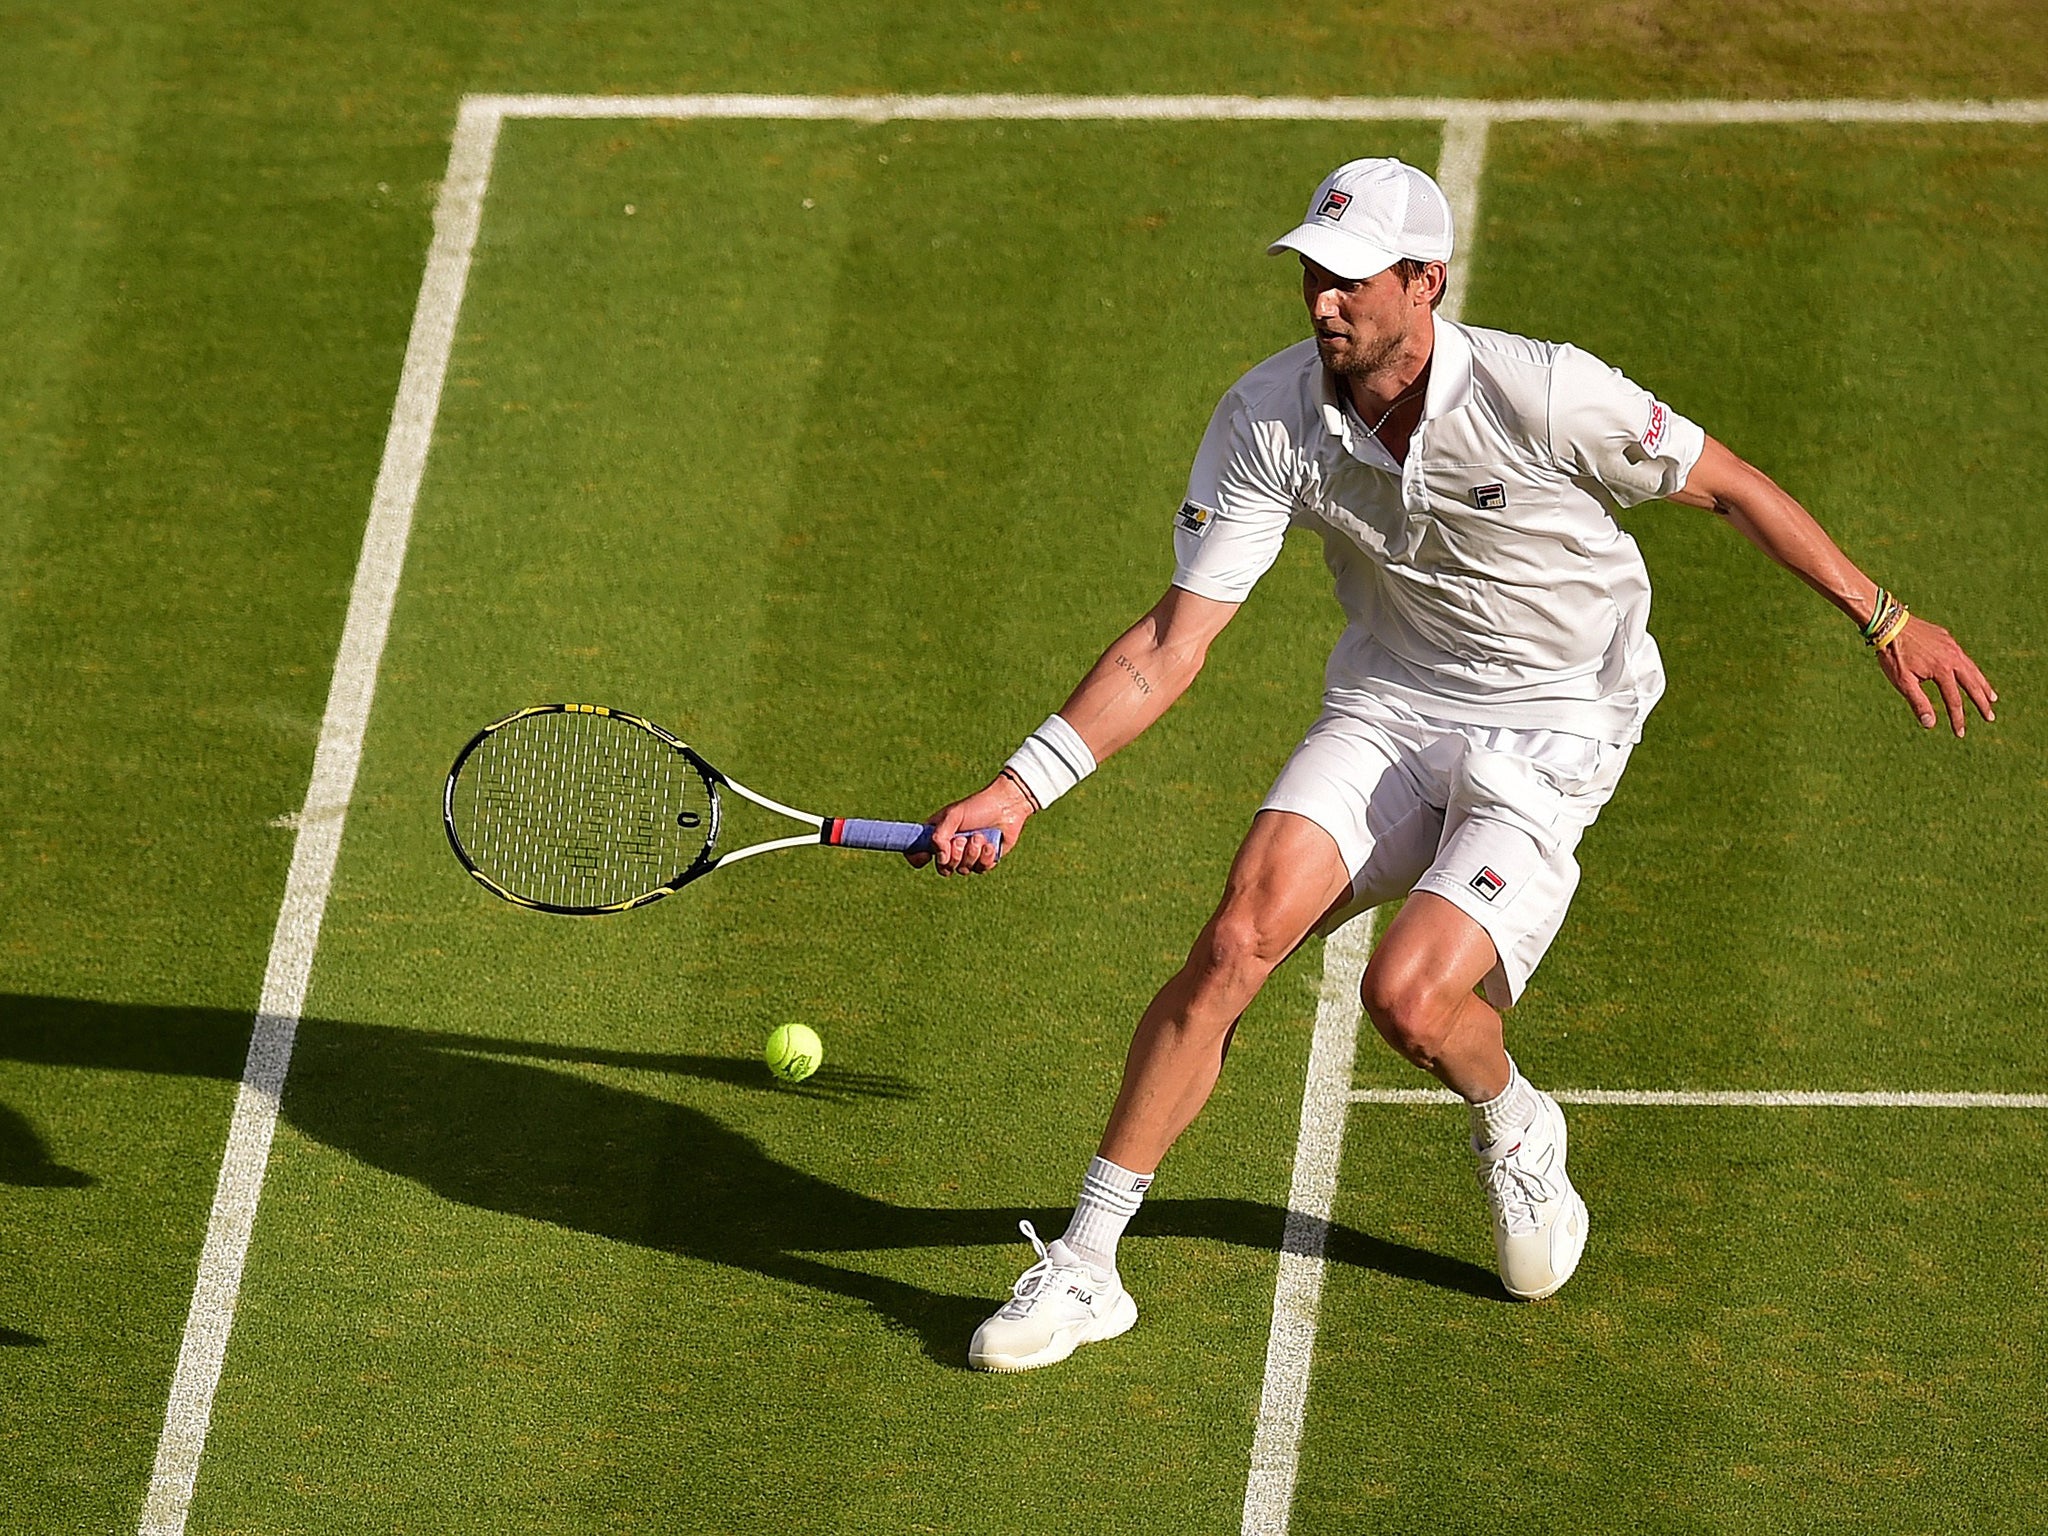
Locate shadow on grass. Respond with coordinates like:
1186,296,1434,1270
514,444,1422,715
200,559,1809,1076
0,991,1502,1366
1,1101,94,1188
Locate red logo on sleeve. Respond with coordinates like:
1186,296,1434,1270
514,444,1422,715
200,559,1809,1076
1642,402,1669,454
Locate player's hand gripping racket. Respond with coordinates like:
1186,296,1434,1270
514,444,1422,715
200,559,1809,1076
444,704,1003,915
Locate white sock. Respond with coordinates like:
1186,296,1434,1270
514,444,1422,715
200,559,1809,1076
1056,1156,1152,1275
1469,1057,1542,1151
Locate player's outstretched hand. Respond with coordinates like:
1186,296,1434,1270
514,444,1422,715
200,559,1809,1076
1879,616,1998,737
912,776,1035,875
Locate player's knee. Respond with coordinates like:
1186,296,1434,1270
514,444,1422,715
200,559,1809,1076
1359,953,1456,1066
1194,910,1288,998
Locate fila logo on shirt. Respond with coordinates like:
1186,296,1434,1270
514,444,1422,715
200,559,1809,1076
1177,500,1216,537
1470,866,1507,901
1470,482,1508,510
1642,401,1669,454
1317,188,1352,220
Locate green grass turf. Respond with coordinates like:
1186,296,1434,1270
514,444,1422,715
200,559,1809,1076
2,3,2046,1530
1307,124,2048,1530
1305,1106,2048,1533
1465,123,2048,1089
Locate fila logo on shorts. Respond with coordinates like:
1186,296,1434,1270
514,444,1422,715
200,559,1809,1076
1470,866,1507,901
1177,500,1216,537
1316,188,1352,220
1471,482,1507,510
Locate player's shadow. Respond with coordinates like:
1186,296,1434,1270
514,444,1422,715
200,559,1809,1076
0,992,1502,1366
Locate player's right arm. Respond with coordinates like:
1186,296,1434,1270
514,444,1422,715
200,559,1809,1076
921,585,1240,874
924,360,1299,875
1055,585,1241,767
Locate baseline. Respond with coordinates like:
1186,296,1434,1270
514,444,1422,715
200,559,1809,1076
1351,1087,2048,1108
472,93,2048,125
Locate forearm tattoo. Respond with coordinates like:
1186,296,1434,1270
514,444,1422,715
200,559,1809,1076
1114,652,1154,697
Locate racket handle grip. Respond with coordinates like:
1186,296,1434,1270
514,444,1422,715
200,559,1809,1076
823,818,1004,859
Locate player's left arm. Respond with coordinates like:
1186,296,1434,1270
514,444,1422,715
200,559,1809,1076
1667,435,1999,736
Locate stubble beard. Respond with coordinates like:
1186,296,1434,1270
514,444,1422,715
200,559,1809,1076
1316,323,1407,386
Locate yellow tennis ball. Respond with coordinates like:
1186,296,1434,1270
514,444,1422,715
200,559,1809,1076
764,1023,823,1084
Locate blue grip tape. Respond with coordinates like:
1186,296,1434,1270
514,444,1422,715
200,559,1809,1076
830,818,1004,858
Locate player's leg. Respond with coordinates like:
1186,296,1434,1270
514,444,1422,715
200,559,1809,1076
1358,890,1510,1100
1363,733,1632,1300
1364,876,1588,1302
1094,808,1355,1175
967,809,1352,1372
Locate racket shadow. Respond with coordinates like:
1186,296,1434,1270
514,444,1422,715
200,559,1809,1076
0,992,1505,1370
0,1100,94,1188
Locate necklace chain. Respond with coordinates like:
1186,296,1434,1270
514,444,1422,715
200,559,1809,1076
1357,377,1426,443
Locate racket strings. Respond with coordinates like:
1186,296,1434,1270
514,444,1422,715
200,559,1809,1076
452,710,713,910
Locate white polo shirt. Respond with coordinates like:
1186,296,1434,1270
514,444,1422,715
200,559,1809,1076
1172,319,1705,744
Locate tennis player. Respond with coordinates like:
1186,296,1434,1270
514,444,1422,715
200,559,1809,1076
922,157,1998,1372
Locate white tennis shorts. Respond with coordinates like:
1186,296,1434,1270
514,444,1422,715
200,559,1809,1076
1261,689,1634,1009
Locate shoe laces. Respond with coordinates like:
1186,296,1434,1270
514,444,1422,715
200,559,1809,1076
997,1220,1095,1318
1478,1145,1557,1236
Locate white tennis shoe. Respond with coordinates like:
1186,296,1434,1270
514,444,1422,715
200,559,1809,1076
968,1220,1138,1372
1474,1088,1588,1301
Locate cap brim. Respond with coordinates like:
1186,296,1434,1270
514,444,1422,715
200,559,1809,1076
1266,224,1399,282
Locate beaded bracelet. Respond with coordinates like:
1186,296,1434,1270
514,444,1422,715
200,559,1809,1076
1861,588,1909,649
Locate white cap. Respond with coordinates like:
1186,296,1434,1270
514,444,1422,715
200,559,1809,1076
1266,158,1454,280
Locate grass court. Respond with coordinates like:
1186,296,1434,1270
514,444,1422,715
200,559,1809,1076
3,7,2046,1533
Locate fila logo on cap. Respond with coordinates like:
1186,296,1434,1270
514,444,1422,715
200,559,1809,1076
1470,866,1506,901
1268,158,1455,282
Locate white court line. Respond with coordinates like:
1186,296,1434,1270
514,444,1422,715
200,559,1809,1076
1352,1087,2048,1108
473,92,2048,125
1433,113,1489,330
135,98,504,1536
1240,915,1374,1536
139,90,2048,1535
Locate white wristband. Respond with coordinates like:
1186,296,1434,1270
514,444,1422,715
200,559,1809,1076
1002,713,1097,809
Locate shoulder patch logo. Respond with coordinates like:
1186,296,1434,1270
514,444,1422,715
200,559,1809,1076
1177,500,1216,537
1316,188,1352,221
1470,866,1506,901
1471,482,1507,510
1642,401,1669,454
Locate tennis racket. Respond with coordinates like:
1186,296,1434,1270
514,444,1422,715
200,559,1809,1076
444,703,1002,915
